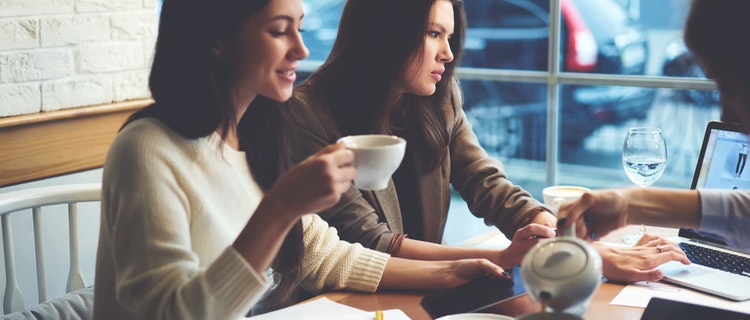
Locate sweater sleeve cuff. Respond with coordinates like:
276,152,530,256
343,249,390,293
204,248,270,316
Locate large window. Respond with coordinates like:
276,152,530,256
297,0,723,243
299,0,719,203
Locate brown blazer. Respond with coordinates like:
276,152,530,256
281,80,551,252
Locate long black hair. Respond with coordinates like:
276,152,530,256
126,0,303,310
302,0,467,169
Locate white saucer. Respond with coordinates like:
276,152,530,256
435,314,514,320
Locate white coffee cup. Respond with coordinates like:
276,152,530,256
337,134,406,191
542,185,591,210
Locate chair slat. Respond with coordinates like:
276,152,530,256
67,203,85,292
2,215,25,313
32,207,47,303
0,183,99,314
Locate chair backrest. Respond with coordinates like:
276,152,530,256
0,183,100,315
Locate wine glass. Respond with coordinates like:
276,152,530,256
621,127,668,244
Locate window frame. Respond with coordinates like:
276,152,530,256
297,0,718,186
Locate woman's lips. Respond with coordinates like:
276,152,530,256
278,69,296,83
431,68,445,82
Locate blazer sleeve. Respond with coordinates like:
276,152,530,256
281,91,397,252
445,83,553,237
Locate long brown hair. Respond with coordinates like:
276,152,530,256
126,0,303,310
302,0,467,169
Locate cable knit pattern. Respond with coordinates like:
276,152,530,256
94,118,388,320
301,215,388,293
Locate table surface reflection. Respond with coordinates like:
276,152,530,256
314,280,644,319
309,225,678,319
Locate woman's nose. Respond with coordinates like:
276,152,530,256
291,33,309,60
439,41,454,63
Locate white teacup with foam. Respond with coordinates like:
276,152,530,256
542,185,591,210
337,135,406,191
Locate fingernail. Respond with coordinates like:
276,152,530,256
556,218,567,228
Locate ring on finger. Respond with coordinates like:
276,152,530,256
656,244,663,253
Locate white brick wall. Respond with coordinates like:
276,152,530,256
0,0,158,117
0,19,38,51
0,83,41,116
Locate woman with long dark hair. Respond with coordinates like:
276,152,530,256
93,0,506,318
283,0,689,282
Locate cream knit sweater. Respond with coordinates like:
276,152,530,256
93,118,389,319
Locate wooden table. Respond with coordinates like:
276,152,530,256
311,225,679,319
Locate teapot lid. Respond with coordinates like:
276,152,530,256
529,240,589,279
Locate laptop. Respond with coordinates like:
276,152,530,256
657,120,750,301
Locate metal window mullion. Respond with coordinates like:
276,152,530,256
547,0,562,186
456,68,550,83
455,68,718,91
556,73,717,90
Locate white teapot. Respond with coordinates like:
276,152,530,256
518,223,602,319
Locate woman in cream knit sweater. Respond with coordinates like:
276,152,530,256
92,0,506,319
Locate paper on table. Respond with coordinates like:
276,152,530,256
468,232,512,249
246,297,411,320
610,281,750,315
304,309,411,320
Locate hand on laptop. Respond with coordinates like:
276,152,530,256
594,234,690,283
556,188,701,242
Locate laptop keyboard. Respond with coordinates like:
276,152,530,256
679,242,750,277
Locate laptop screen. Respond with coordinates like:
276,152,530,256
680,121,750,247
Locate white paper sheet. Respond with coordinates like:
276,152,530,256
610,281,750,315
468,232,512,249
246,297,411,319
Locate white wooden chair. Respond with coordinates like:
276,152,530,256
0,183,100,318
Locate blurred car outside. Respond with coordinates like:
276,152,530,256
300,0,655,161
660,38,720,106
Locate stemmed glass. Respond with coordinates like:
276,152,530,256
621,127,668,245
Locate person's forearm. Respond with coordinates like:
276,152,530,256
529,209,557,226
378,257,456,290
396,239,512,269
623,188,701,229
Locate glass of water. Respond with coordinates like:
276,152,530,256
621,127,668,244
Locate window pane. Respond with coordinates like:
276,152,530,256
568,0,698,78
463,0,694,78
301,0,701,79
559,86,721,190
302,0,346,62
461,80,547,160
463,0,549,71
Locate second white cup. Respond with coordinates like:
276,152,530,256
542,185,591,210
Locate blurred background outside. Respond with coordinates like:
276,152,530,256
297,0,720,243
